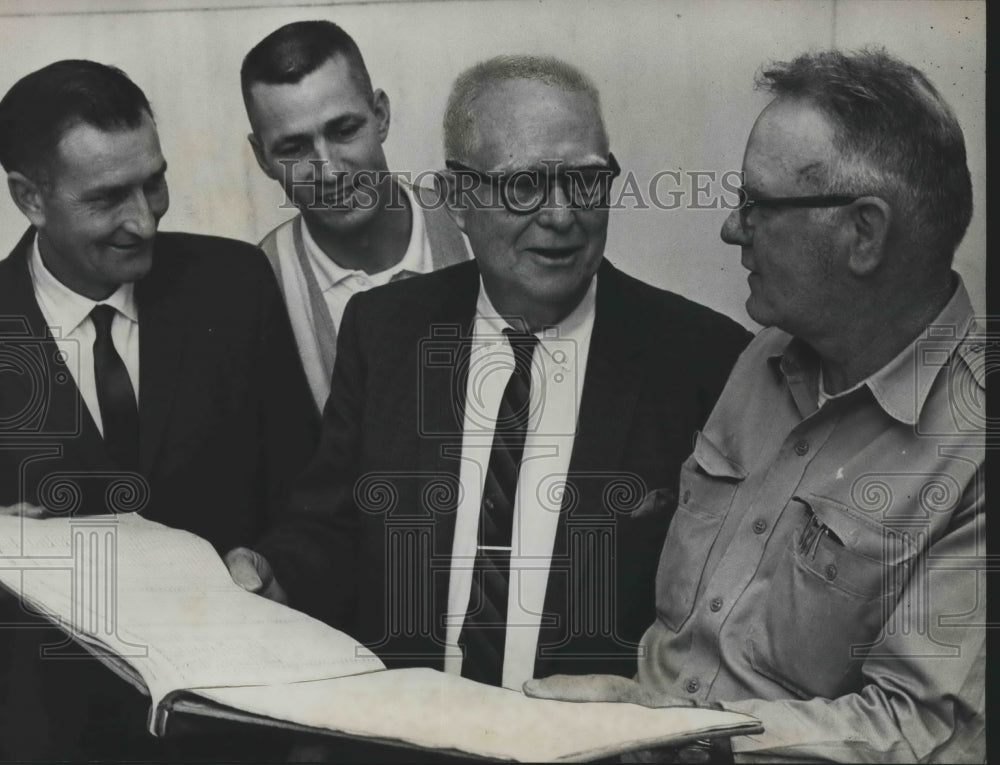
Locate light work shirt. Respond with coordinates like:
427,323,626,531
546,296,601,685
639,275,985,762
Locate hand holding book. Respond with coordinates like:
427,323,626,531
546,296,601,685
525,674,735,763
224,546,288,605
0,513,760,761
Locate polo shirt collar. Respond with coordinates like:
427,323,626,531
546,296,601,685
300,181,431,291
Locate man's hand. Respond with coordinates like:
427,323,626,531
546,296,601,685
524,675,733,764
223,547,288,605
0,502,48,519
524,673,702,708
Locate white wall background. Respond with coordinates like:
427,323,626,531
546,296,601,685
0,0,985,328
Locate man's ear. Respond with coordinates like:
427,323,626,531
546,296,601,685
7,171,46,228
371,89,390,143
247,133,277,180
845,196,892,277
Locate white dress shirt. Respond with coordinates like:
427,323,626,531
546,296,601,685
444,276,597,690
300,182,434,335
29,236,139,436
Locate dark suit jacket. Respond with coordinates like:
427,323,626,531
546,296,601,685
260,258,750,680
0,228,319,760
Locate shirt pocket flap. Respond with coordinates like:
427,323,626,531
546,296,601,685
692,430,747,481
796,493,918,566
657,434,745,633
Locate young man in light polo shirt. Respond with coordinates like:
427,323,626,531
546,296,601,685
241,20,468,413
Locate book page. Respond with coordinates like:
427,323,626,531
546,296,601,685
0,513,384,708
192,667,762,762
0,514,760,761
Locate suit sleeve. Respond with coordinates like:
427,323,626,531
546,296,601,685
254,292,368,627
251,252,321,526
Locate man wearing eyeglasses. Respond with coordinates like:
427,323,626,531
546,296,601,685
227,55,750,691
526,49,984,763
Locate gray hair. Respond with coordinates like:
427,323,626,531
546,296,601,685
443,55,605,163
757,47,972,264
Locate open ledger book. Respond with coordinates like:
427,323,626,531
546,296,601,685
0,513,761,761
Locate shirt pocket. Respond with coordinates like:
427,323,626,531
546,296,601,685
655,431,746,633
746,493,917,699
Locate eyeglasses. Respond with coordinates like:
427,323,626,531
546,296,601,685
737,186,860,225
445,153,621,215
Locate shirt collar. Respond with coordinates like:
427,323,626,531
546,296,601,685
299,181,433,291
473,275,597,372
29,233,137,335
768,273,977,424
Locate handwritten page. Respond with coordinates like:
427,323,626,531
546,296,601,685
0,513,383,708
0,514,761,760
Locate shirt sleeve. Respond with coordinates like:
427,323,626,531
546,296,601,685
720,472,985,763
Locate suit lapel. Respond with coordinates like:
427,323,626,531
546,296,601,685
135,239,187,474
0,229,108,471
415,261,480,512
565,260,648,484
412,263,479,650
535,260,650,675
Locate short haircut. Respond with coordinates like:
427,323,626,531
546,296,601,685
0,59,152,177
444,55,605,163
241,20,373,113
757,47,972,263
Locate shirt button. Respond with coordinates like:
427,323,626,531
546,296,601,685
825,564,838,581
682,489,691,504
709,598,723,612
752,519,767,534
685,678,700,693
794,439,810,456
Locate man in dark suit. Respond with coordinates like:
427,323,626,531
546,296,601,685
0,60,317,759
228,55,750,689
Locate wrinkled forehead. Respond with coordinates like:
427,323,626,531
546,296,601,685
469,79,609,171
49,112,164,188
742,97,838,193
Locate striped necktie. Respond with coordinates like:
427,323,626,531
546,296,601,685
458,327,539,686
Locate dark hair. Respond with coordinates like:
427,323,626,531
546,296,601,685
0,59,152,177
757,47,972,262
241,20,373,111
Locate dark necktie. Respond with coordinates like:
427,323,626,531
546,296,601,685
458,327,539,686
90,305,139,471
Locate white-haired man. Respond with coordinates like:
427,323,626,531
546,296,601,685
228,55,750,692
